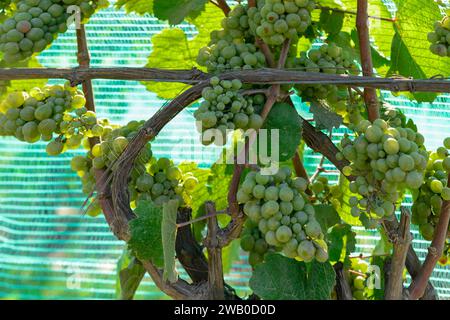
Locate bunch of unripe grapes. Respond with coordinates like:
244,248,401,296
337,119,428,223
292,43,358,103
237,167,328,263
219,4,253,41
194,77,265,146
240,220,270,267
411,137,450,240
0,83,89,154
348,258,371,300
0,0,107,63
73,120,198,207
197,38,266,73
428,15,450,57
248,0,315,46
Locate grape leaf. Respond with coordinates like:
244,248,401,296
221,239,240,275
309,100,343,132
128,200,164,267
370,255,388,300
162,199,179,283
153,0,208,25
116,249,146,300
179,161,232,240
327,223,356,268
262,102,302,162
143,3,222,99
319,9,344,35
250,253,336,300
372,228,393,256
115,0,153,15
388,0,450,102
313,204,340,231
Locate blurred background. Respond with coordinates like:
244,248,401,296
0,0,448,299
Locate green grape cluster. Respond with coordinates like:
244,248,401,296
428,16,450,57
248,0,315,46
219,4,253,41
0,0,107,63
237,167,328,263
348,258,371,300
333,99,366,130
337,119,428,223
411,138,450,241
194,77,265,146
79,120,197,207
240,220,270,267
310,176,335,205
197,38,266,73
0,84,87,152
292,43,358,103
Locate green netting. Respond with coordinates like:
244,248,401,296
0,1,449,300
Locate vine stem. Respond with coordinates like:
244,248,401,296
356,0,379,121
2,68,450,92
210,0,230,15
204,202,225,300
385,207,412,300
407,173,450,300
333,262,353,300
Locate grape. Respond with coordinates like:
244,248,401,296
238,166,327,262
339,119,428,222
0,0,102,63
411,138,450,239
195,78,265,146
46,140,63,155
428,16,450,58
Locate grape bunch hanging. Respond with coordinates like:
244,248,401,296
411,138,450,240
237,167,328,263
337,118,428,224
0,0,108,63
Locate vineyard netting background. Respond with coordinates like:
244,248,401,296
0,0,449,299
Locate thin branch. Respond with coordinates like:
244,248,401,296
1,67,450,93
277,38,291,69
385,207,411,300
256,39,276,68
383,216,437,300
204,201,225,300
408,173,450,300
356,0,380,121
176,210,228,228
175,208,209,283
333,262,353,300
292,151,309,182
214,0,231,15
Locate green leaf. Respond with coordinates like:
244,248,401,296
309,100,343,132
389,0,450,102
153,0,208,25
249,253,336,300
370,255,388,300
128,200,164,267
116,249,146,300
327,223,356,267
313,204,340,231
388,31,436,102
115,0,153,15
179,161,232,240
143,3,223,99
372,228,393,256
221,239,240,275
319,9,344,35
162,199,179,283
262,102,302,162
